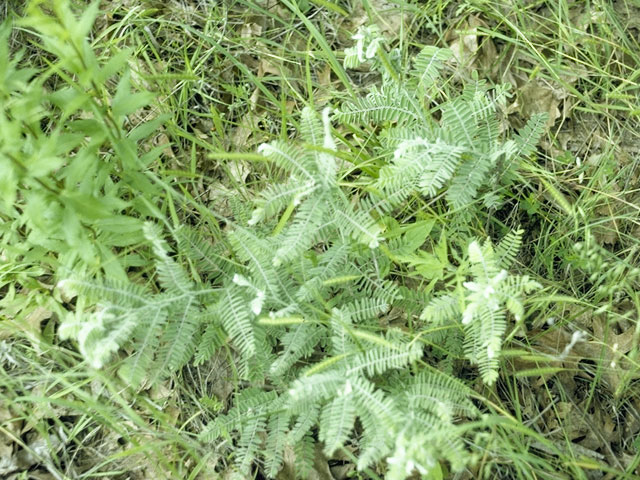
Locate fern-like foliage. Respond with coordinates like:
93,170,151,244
337,84,421,125
336,32,547,213
421,231,541,384
174,224,234,281
59,223,213,386
60,25,549,480
408,45,453,92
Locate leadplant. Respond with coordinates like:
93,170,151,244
55,20,550,480
336,27,547,214
421,231,541,384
